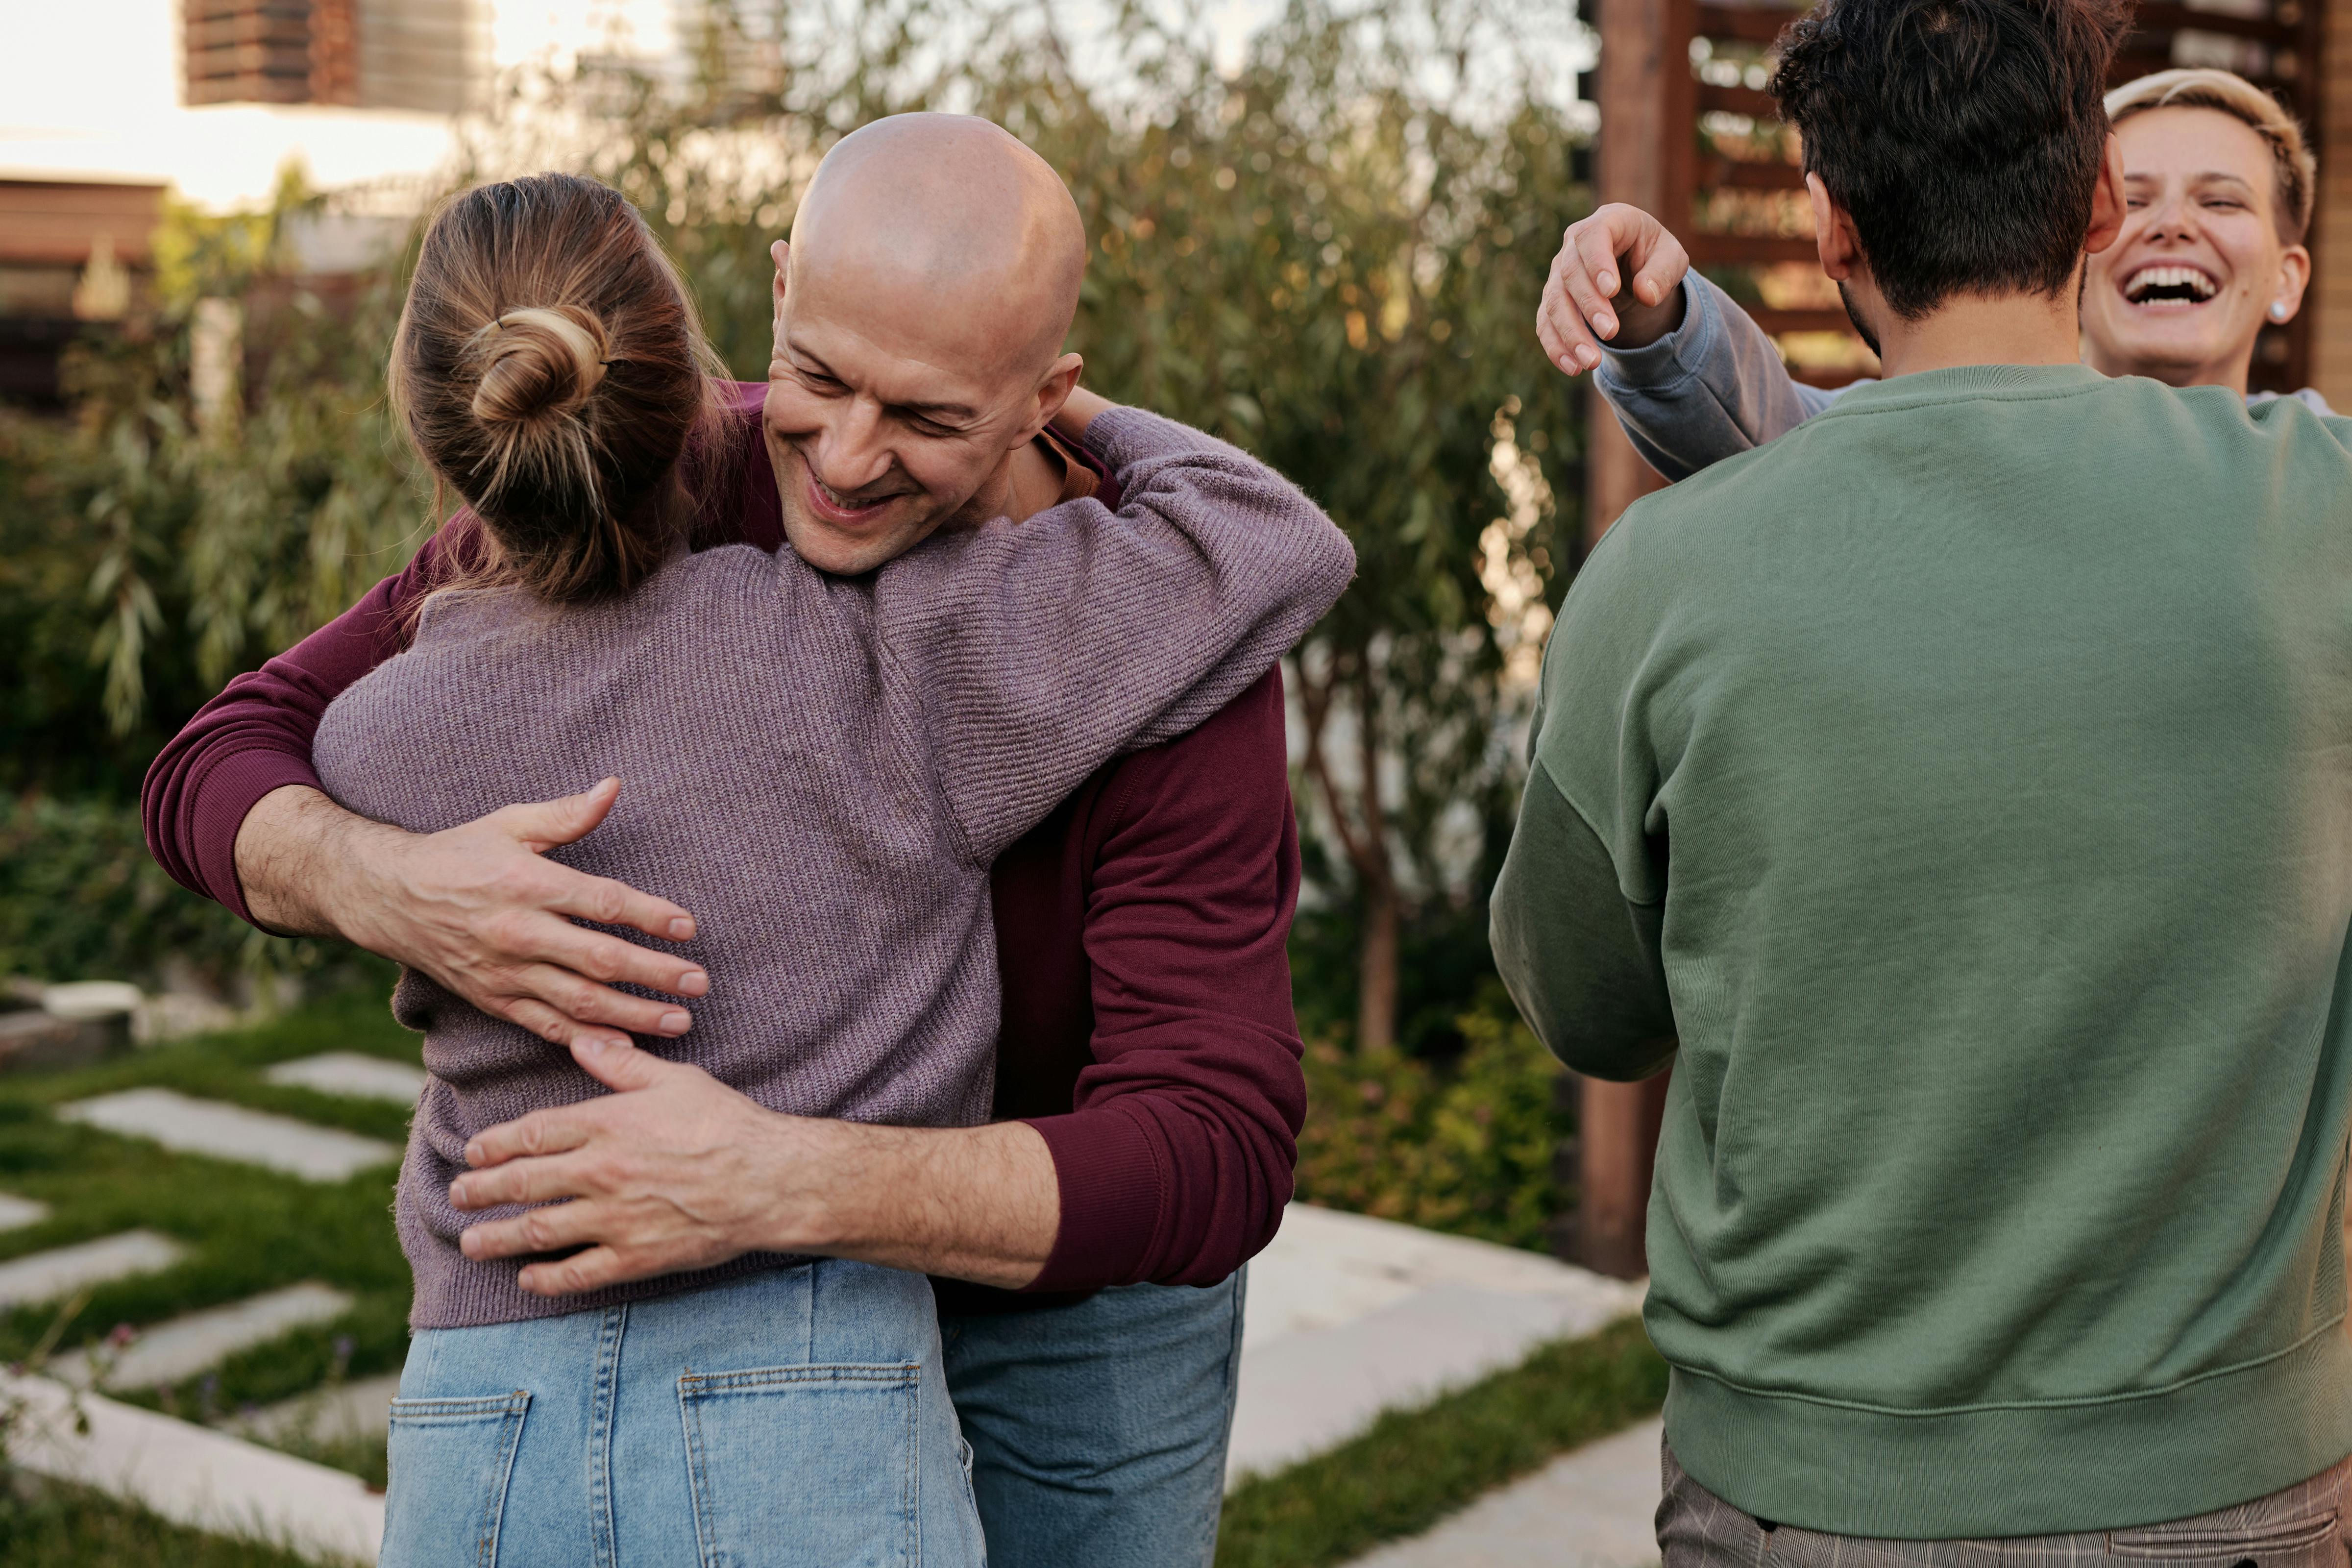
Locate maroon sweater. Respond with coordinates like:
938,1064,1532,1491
142,385,1308,1305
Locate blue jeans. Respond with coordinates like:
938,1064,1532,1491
381,1261,985,1568
940,1270,1247,1568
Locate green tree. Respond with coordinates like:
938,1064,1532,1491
516,0,1590,1051
31,0,1589,1056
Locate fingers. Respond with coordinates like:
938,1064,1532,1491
567,1035,676,1094
516,906,705,994
1541,204,1689,374
539,866,697,946
1627,224,1692,311
463,1106,596,1173
491,959,693,1040
494,778,621,855
1538,257,1606,375
458,1196,603,1259
1565,218,1633,338
518,1245,666,1297
493,995,635,1055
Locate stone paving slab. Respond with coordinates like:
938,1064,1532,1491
264,1053,428,1104
3,1370,383,1563
58,1088,400,1181
0,1191,52,1230
1345,1416,1665,1568
0,1230,184,1309
54,1283,355,1391
1230,1204,1645,1482
236,1371,404,1446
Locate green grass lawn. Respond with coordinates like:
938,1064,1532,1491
0,984,418,1418
0,1479,346,1568
1216,1316,1668,1568
0,988,1667,1566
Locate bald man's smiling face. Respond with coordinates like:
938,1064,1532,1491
763,248,1057,575
760,116,1087,575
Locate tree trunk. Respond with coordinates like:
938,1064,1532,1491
1356,878,1399,1054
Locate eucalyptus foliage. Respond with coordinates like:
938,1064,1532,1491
10,0,1590,1051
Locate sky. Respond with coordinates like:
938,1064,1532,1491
0,0,1304,210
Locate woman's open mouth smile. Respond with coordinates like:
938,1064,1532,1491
2121,263,2222,312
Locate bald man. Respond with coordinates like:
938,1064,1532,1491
143,115,1314,1567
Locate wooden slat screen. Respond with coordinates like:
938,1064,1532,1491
1666,0,2327,391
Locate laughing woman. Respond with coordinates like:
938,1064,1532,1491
1534,66,2324,478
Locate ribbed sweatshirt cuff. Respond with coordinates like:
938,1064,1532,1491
191,749,329,926
1022,1105,1164,1293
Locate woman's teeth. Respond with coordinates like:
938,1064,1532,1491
2124,265,2219,305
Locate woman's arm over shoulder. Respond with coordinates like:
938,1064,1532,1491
1595,275,1853,482
881,402,1353,863
1019,664,1307,1291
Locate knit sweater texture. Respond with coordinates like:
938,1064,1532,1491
313,408,1353,1329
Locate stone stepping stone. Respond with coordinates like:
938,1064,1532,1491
1342,1416,1664,1568
235,1370,403,1446
4,1369,382,1562
1227,1203,1646,1483
54,1283,356,1392
0,1230,184,1309
57,1089,399,1182
0,1192,51,1231
264,1052,428,1104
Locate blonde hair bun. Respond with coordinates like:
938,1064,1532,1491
470,305,611,426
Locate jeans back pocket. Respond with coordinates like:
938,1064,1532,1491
679,1363,919,1568
381,1392,533,1568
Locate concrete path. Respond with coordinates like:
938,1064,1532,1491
0,1191,51,1229
55,1282,355,1391
237,1372,404,1447
265,1054,427,1104
0,1229,183,1308
1344,1416,1664,1568
3,1370,383,1563
59,1088,399,1181
1229,1204,1645,1482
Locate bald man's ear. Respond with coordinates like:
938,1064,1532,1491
1022,352,1085,444
771,239,792,318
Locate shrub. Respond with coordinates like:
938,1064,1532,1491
0,794,336,997
1293,990,1568,1252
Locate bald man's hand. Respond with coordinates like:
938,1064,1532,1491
236,778,707,1052
1539,204,1691,376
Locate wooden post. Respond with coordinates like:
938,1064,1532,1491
1562,0,1694,1281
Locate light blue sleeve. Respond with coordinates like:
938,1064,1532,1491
1592,276,1859,482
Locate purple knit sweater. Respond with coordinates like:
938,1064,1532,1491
312,409,1352,1329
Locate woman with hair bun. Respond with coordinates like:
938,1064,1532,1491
318,172,1352,1565
1539,65,2328,479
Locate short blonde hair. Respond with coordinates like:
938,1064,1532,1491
2105,67,2316,243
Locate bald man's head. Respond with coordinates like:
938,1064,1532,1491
762,114,1092,574
792,114,1085,379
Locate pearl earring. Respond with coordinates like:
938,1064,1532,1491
2270,302,2291,321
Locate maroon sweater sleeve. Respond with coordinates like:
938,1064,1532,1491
1021,666,1308,1291
140,524,469,922
141,384,777,924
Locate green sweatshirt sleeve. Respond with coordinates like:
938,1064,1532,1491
1491,759,1676,1080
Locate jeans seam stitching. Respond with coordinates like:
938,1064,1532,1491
473,1391,530,1568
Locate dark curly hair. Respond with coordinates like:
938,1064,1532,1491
1769,0,2130,319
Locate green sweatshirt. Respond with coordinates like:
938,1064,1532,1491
1491,363,2352,1536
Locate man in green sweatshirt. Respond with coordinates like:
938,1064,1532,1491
1491,0,2352,1552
